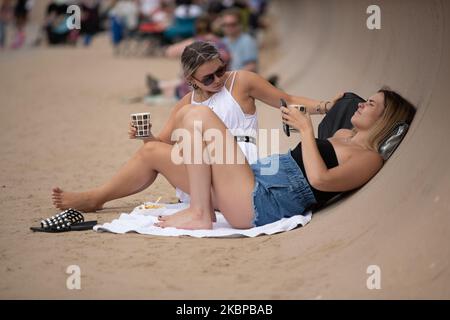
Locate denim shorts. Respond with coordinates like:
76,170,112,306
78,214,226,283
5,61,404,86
250,151,317,227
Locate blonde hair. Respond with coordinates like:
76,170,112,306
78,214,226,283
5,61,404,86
354,87,416,152
181,41,222,79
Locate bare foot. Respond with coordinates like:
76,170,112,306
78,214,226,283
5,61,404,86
155,207,213,230
52,187,104,212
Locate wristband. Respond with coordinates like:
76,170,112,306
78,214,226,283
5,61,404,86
324,101,331,113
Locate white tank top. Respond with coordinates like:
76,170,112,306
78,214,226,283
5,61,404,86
176,71,259,203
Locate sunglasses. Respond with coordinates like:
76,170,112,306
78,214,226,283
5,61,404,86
223,22,239,27
192,65,227,86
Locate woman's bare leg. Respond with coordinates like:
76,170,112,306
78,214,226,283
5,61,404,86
155,141,216,230
52,141,190,212
156,105,256,229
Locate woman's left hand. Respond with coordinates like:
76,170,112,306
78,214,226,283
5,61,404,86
281,106,314,134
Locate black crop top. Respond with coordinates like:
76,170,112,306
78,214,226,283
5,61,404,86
290,139,340,206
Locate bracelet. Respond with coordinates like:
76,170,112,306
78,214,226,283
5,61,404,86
315,101,331,114
318,101,326,114
315,101,323,114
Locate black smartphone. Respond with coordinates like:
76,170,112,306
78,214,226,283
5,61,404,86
280,98,290,136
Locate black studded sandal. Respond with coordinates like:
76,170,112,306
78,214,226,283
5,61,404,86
30,208,97,233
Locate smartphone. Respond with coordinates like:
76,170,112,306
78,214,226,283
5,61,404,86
281,100,307,136
280,98,290,136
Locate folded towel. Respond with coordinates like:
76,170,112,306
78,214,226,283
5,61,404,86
94,202,312,238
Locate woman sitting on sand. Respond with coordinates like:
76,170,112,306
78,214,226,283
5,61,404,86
152,88,416,229
52,40,342,211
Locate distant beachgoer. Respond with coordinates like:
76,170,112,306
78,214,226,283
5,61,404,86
0,0,14,49
163,0,203,44
221,8,258,72
80,0,101,46
108,0,140,54
11,0,34,49
146,15,231,100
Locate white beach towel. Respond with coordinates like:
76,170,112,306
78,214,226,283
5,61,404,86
94,202,312,238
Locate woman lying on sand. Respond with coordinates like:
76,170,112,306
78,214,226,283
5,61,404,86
151,88,416,229
52,40,342,211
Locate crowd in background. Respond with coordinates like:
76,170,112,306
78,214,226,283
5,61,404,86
1,0,269,50
1,0,34,49
1,0,275,101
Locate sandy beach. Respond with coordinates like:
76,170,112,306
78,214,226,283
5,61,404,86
1,0,450,300
0,25,292,300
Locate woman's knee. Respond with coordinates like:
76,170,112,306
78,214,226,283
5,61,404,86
175,104,214,128
181,105,213,125
175,104,192,123
138,140,166,160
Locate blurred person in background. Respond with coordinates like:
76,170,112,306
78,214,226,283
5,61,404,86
11,0,34,49
162,0,202,44
220,8,257,72
203,0,226,35
108,0,139,53
248,0,269,36
202,0,251,36
32,0,71,46
43,0,76,46
0,0,13,49
221,6,277,86
136,0,174,49
164,14,229,60
144,15,231,103
80,0,100,46
139,0,160,20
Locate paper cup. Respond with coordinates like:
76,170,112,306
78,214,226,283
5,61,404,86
130,112,151,138
287,105,306,132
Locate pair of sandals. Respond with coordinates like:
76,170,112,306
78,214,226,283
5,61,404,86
30,208,97,233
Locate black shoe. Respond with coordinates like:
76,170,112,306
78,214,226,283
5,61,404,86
146,74,162,95
30,208,97,233
267,74,279,87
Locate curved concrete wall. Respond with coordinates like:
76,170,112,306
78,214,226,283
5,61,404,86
259,0,450,298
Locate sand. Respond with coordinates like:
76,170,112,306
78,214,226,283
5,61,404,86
1,0,450,299
0,9,285,299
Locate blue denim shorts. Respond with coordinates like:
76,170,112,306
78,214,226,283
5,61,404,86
250,151,317,227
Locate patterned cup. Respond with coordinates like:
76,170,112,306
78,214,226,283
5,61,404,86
287,105,306,132
130,112,151,138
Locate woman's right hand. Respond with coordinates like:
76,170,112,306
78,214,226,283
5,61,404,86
128,122,138,139
128,122,155,143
